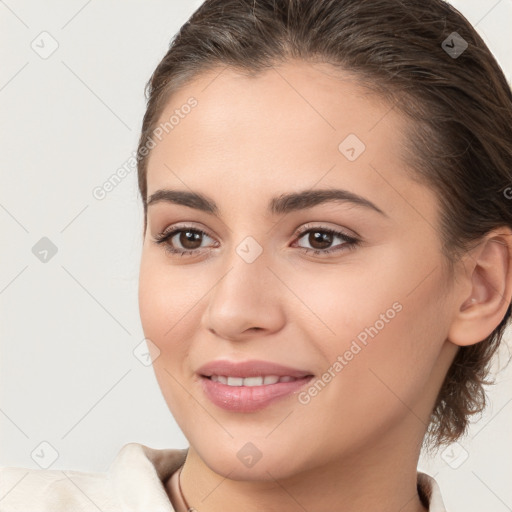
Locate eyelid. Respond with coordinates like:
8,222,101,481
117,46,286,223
293,221,360,240
154,221,358,243
153,221,362,257
156,221,216,239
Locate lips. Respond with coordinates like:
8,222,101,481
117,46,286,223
210,375,298,386
197,359,313,379
197,359,314,412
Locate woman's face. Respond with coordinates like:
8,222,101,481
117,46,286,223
139,61,460,479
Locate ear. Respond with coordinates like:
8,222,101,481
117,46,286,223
448,228,512,347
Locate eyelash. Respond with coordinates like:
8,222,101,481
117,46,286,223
152,224,361,258
153,226,361,256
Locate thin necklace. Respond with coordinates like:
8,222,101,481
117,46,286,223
177,464,195,512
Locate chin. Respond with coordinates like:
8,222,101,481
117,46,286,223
193,439,308,482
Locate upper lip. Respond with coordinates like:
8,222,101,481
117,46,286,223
198,359,314,379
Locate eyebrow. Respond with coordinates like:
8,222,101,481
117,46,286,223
146,188,387,217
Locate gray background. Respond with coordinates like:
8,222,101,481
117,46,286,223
1,1,511,511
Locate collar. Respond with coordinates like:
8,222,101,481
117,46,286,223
108,442,187,511
417,471,448,511
108,443,447,511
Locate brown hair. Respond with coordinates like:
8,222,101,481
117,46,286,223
136,0,512,451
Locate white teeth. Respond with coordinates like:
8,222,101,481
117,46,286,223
226,376,244,386
244,377,265,386
209,375,298,386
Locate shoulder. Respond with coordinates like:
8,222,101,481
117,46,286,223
0,442,188,512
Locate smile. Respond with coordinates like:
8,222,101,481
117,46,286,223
200,374,314,412
209,375,299,386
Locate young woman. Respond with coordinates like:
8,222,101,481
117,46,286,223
1,0,511,511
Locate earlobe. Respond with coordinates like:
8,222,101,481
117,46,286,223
448,229,512,347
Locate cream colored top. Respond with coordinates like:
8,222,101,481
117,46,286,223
0,442,448,511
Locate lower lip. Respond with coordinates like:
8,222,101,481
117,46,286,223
200,375,314,412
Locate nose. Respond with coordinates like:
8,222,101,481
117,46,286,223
200,246,286,341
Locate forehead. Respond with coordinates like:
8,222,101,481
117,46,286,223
144,60,433,222
150,60,399,155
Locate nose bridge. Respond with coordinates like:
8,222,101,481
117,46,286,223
216,235,274,307
202,234,285,337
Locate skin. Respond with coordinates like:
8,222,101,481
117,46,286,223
138,60,512,512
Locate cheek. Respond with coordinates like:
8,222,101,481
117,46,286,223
356,274,448,409
138,256,203,423
138,254,200,346
274,251,414,357
291,247,449,418
293,291,447,458
138,257,198,407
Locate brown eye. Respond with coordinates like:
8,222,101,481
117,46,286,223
175,230,204,250
306,231,334,250
153,226,217,256
294,226,360,256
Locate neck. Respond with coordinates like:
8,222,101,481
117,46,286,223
166,422,429,512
